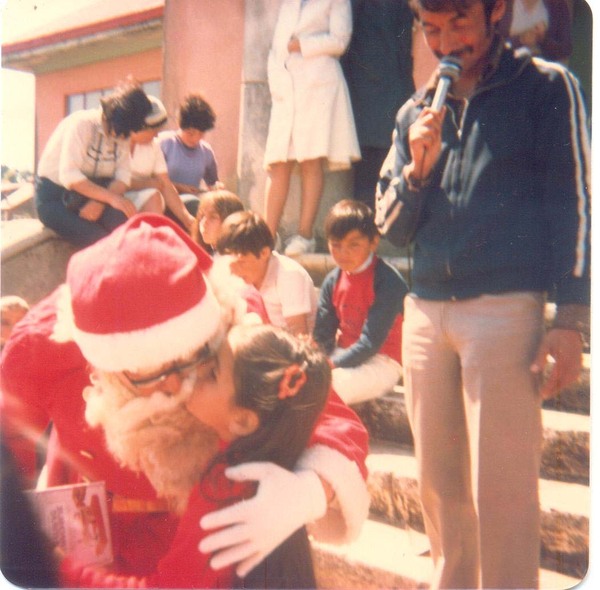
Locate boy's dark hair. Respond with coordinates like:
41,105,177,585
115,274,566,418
101,82,152,138
324,199,380,241
178,94,216,132
216,211,275,257
408,0,500,26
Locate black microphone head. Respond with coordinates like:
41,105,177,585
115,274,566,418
438,56,462,82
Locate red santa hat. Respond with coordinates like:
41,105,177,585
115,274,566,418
54,213,222,373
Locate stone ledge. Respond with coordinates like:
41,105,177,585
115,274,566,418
1,182,35,220
1,219,76,304
2,218,57,259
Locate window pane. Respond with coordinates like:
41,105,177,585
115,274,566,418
85,91,103,109
67,94,85,114
142,80,162,99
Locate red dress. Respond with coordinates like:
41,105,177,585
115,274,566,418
1,288,369,577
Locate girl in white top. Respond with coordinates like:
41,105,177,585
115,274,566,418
126,97,196,232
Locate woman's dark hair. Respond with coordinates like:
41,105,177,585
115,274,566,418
324,198,380,241
408,0,500,26
101,82,152,138
216,210,275,257
203,324,331,589
179,94,216,132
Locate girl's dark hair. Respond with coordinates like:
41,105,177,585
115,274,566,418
408,0,500,25
191,190,245,246
216,210,275,257
204,324,331,589
101,82,152,138
324,199,380,241
227,324,330,470
179,94,216,132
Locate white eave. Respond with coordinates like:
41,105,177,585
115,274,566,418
2,17,163,74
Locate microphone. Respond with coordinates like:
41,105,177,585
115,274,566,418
430,56,462,112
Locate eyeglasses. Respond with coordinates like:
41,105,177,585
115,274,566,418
122,344,213,390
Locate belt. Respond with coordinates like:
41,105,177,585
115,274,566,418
109,494,170,513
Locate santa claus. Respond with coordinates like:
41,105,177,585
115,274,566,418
1,213,369,578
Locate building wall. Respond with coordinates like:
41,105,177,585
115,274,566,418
35,47,163,163
162,0,245,190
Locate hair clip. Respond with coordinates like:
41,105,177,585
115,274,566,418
278,361,308,400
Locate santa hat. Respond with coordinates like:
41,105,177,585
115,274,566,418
54,213,222,373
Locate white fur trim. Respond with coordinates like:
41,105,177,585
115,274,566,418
73,286,223,372
296,443,369,543
52,284,78,344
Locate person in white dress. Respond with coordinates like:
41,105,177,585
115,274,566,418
264,0,360,256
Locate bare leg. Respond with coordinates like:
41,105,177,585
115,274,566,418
264,161,294,236
139,190,165,214
298,158,324,238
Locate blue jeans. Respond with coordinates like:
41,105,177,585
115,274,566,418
35,177,127,249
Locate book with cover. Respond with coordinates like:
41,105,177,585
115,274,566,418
26,481,113,567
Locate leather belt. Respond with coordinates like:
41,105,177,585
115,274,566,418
109,494,169,513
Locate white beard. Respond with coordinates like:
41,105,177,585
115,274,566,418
83,371,219,514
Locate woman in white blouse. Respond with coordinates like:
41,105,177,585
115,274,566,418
35,81,151,248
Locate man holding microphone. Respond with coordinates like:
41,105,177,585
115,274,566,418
376,0,590,588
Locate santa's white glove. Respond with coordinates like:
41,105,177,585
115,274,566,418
198,462,327,577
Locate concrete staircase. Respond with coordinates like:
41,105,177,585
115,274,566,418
0,223,590,589
297,252,590,590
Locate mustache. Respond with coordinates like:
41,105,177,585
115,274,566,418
434,47,473,62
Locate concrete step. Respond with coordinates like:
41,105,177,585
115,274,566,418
312,518,583,590
1,218,76,305
354,388,590,485
385,351,590,416
366,444,589,579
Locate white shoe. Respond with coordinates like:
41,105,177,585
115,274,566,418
284,234,316,256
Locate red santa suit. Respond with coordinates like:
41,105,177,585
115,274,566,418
1,283,369,576
59,464,244,588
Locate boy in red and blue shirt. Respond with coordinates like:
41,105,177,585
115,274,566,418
313,199,408,404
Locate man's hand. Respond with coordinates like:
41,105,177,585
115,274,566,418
406,106,445,182
530,328,583,399
199,462,327,577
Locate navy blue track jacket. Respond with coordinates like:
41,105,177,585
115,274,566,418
377,44,591,306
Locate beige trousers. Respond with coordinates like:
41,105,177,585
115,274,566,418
402,292,545,589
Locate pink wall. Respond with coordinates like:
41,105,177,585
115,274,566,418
35,48,163,167
162,0,245,190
